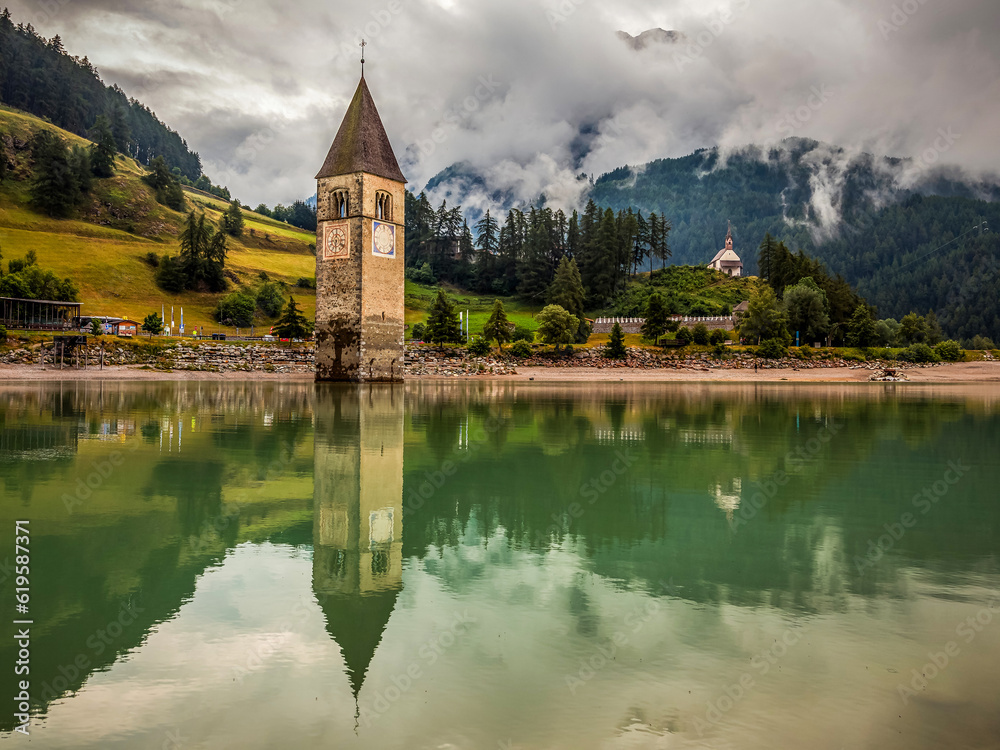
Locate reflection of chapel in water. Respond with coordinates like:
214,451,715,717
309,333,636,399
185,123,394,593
312,385,404,702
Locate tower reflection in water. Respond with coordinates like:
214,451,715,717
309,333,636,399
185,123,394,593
312,384,404,705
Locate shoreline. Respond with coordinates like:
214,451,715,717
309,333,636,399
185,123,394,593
2,361,999,383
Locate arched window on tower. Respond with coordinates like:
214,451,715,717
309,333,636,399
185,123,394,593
328,190,348,219
376,191,392,221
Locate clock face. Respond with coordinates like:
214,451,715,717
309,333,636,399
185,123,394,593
372,221,396,258
323,222,349,260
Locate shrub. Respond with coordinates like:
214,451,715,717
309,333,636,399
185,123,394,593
604,322,627,359
0,324,7,341
511,325,535,343
144,251,160,267
509,340,532,358
255,281,285,318
405,262,437,285
675,327,692,345
798,344,814,359
410,323,426,341
841,351,867,362
758,338,788,359
969,335,996,350
692,323,709,345
709,329,727,345
466,337,491,356
934,340,963,362
214,291,256,328
872,347,896,361
295,277,316,289
900,343,940,363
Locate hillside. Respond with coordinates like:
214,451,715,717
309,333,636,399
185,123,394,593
0,106,317,333
0,10,201,178
423,138,1000,341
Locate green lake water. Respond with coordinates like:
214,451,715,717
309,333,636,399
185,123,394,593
0,381,998,749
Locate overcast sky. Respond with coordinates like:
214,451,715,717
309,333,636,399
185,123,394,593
12,0,999,209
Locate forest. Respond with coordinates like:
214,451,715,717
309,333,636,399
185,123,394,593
0,8,202,178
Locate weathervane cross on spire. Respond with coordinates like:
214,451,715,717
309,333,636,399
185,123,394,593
360,39,366,77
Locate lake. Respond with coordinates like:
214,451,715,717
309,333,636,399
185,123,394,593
1,381,998,749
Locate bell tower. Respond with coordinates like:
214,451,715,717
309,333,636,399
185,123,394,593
315,73,406,382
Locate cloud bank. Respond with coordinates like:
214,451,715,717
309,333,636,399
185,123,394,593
11,0,999,210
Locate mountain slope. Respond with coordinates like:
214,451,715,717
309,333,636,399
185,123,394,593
0,9,201,178
0,107,316,332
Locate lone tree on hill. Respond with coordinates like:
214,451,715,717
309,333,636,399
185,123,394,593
604,322,628,359
141,313,164,337
641,292,669,341
425,289,463,344
222,199,245,237
536,304,577,349
273,296,311,339
483,299,512,352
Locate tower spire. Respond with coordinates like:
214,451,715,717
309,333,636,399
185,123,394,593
360,39,366,78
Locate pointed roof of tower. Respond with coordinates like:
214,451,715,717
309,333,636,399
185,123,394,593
319,586,400,701
726,220,733,242
316,77,406,183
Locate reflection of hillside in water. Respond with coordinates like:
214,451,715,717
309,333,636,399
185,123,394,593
0,381,315,732
400,384,1000,614
0,381,996,732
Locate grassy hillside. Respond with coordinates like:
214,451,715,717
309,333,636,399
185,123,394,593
0,106,316,333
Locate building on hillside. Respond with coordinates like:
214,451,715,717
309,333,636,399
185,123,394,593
708,222,743,277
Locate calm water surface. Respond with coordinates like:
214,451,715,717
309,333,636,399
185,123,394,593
0,381,999,749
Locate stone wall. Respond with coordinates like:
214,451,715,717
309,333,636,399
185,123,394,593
592,316,735,334
1,342,314,373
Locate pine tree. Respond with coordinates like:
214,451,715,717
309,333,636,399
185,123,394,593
89,115,117,178
274,296,311,339
110,104,131,154
547,257,585,317
846,304,878,347
483,299,512,352
641,292,669,341
222,199,245,237
758,233,778,282
604,322,627,359
584,208,619,306
141,313,164,337
425,289,463,344
925,310,944,344
29,130,79,217
475,210,499,254
173,211,228,292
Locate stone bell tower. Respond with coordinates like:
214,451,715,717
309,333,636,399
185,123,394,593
315,74,406,382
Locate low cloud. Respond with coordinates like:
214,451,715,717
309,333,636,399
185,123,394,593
10,0,998,210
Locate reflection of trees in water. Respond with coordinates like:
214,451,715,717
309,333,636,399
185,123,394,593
146,460,228,540
402,386,1000,613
